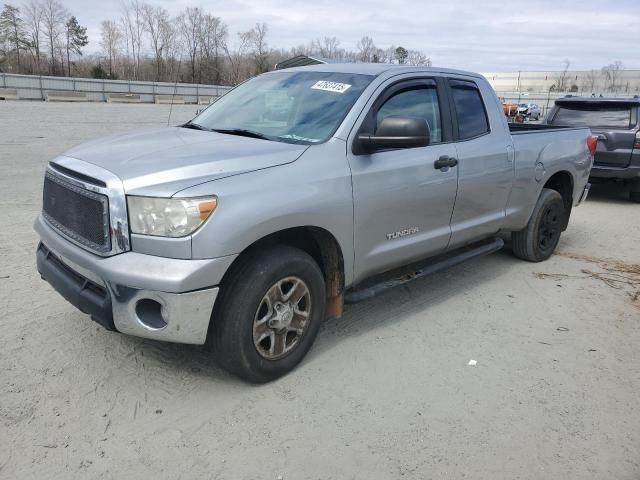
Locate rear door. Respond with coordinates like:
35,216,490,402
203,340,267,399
347,76,459,282
446,78,514,249
549,101,638,168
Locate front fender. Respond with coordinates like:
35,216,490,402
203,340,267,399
180,139,356,285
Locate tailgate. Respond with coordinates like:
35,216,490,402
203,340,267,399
549,101,636,168
592,129,635,168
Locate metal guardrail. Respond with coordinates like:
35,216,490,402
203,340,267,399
0,73,232,103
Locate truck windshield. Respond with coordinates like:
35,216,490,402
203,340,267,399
191,71,374,144
550,104,632,129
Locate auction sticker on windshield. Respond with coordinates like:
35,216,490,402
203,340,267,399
311,81,352,93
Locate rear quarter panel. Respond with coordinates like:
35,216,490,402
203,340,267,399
504,128,592,231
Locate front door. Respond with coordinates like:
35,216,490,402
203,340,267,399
347,77,459,283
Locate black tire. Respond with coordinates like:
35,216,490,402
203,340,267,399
209,245,326,383
512,188,566,262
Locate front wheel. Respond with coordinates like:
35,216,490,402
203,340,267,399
512,188,566,262
209,245,326,383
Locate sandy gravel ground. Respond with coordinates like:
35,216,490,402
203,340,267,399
1,102,639,480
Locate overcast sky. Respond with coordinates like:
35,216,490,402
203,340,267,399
57,0,638,71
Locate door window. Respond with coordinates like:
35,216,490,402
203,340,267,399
376,87,442,143
450,81,490,139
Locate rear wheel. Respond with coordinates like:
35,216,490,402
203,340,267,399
512,188,566,262
209,245,326,383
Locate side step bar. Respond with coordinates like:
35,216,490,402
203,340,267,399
345,237,504,304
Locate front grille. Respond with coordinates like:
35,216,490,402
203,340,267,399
43,172,111,253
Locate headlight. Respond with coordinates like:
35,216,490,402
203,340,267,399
127,196,217,237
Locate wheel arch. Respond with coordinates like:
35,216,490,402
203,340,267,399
542,170,574,230
218,226,346,320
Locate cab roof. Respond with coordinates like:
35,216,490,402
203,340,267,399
278,62,483,80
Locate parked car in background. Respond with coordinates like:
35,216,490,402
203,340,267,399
517,103,542,120
546,96,640,202
36,64,594,382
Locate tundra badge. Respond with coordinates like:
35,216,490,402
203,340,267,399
386,227,419,240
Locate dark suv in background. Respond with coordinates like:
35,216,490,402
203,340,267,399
546,96,640,202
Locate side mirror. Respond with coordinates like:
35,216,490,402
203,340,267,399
357,116,431,153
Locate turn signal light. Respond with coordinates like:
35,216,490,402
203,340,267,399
198,199,217,220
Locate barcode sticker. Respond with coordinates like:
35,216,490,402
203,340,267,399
311,81,352,93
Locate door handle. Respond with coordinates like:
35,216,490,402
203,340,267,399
434,155,458,170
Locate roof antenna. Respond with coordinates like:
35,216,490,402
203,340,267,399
167,56,183,127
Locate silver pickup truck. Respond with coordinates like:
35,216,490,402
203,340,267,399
35,64,594,382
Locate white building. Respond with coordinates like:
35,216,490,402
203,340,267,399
481,70,640,97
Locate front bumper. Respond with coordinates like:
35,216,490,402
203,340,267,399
35,214,237,345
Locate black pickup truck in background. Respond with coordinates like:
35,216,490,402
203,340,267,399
545,96,640,202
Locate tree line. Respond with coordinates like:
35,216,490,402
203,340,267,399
0,1,431,85
0,1,87,76
549,59,629,95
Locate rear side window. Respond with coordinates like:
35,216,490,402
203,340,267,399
376,86,442,143
450,80,489,140
551,105,632,129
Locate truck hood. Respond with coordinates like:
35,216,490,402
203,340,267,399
62,127,309,196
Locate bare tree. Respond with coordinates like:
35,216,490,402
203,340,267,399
312,36,340,59
381,45,398,64
248,22,269,74
24,0,43,72
121,1,143,79
602,60,623,93
199,13,227,84
118,14,130,76
178,7,202,82
41,0,67,74
406,49,431,66
356,35,375,62
162,21,181,82
550,59,571,92
142,4,170,81
581,69,598,94
224,30,251,84
100,20,121,77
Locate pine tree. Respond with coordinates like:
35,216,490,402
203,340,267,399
0,4,29,72
64,15,87,76
394,46,408,65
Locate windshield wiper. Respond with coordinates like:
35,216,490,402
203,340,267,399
181,122,210,131
211,128,272,141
